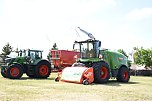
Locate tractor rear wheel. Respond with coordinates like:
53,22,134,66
116,66,130,82
7,64,23,79
92,61,110,84
35,61,51,78
1,68,8,78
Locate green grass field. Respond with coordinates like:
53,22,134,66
0,73,152,101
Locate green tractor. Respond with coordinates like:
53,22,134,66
1,49,51,79
73,39,130,83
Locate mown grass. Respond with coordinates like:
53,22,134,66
0,73,152,101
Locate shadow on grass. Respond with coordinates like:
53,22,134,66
93,80,140,87
11,77,55,80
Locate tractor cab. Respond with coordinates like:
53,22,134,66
18,49,42,60
28,50,42,60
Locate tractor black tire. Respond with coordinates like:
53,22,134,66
116,66,130,82
92,61,110,84
35,61,51,78
1,68,8,78
7,64,23,79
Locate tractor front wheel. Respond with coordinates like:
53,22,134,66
117,66,130,82
35,61,51,78
1,68,8,78
7,64,23,79
93,61,110,84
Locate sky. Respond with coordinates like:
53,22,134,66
0,0,152,58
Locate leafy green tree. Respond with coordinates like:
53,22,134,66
134,47,152,69
117,49,128,58
1,43,13,56
52,43,58,50
117,49,131,67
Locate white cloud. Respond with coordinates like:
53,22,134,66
126,8,152,21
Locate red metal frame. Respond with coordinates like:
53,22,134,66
50,50,80,71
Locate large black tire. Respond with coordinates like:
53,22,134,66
35,61,51,78
7,64,23,79
1,68,8,78
92,61,110,84
117,66,130,82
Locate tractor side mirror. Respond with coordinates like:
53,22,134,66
73,44,75,50
99,41,101,47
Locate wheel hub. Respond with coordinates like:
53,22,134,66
10,67,19,77
39,65,48,76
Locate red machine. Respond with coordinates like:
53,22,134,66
48,50,80,71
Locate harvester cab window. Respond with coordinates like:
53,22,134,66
81,42,96,58
73,44,80,52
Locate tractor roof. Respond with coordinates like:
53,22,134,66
74,39,100,43
29,49,43,52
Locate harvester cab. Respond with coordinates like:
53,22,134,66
74,40,101,58
56,27,130,85
73,39,101,66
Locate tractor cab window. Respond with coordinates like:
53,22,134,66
18,50,26,57
29,51,42,59
81,42,96,58
30,52,35,59
22,51,26,57
35,51,41,59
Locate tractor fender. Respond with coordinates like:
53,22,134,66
34,59,51,67
111,64,129,77
11,62,24,68
10,62,25,71
98,60,111,70
93,60,111,74
118,64,128,70
118,64,130,72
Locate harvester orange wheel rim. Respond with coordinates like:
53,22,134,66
100,67,108,79
39,65,49,76
10,67,20,77
123,71,129,80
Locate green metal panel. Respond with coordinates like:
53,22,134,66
101,50,128,69
33,59,44,65
78,58,101,63
10,57,27,65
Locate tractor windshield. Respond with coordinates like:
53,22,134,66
29,50,42,59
